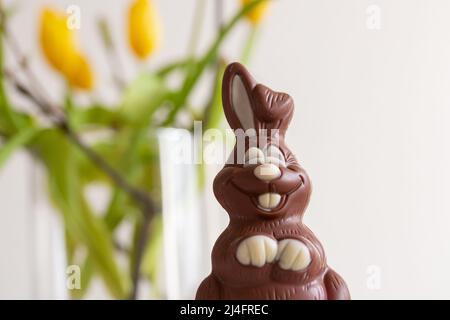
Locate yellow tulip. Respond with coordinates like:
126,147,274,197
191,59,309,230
65,53,95,90
128,0,162,59
39,8,95,90
240,0,271,24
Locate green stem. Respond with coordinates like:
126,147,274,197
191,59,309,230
0,7,20,133
162,0,265,126
241,24,260,65
187,0,207,56
202,58,226,131
64,86,74,112
155,58,193,77
0,127,40,167
97,17,126,90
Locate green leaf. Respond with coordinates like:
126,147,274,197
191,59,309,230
64,89,74,113
0,127,40,168
241,24,260,65
104,189,129,229
155,58,194,77
194,62,227,190
203,61,226,131
103,128,147,228
33,129,129,298
142,214,163,285
70,105,122,130
121,74,169,126
0,27,24,133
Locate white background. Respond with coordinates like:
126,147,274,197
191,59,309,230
2,0,450,299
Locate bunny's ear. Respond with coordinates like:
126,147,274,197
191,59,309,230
222,62,257,131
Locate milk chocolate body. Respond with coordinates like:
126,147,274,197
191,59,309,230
196,63,350,300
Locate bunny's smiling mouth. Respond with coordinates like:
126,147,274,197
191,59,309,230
252,193,288,214
229,180,288,214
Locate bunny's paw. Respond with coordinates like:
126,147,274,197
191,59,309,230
275,239,311,271
236,235,278,267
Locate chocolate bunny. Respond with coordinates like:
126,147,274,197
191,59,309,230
196,62,350,300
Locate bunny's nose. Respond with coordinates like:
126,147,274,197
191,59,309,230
253,164,281,181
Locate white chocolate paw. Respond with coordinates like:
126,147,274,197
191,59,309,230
275,239,311,271
236,235,278,267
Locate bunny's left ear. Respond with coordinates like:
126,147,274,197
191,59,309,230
222,62,257,131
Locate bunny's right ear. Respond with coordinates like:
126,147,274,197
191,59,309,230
222,62,257,131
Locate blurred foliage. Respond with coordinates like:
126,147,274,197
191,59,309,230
0,0,269,299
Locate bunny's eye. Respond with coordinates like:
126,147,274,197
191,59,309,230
244,147,265,167
265,156,286,167
245,147,264,161
263,145,286,167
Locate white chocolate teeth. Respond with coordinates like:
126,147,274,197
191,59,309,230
257,193,281,210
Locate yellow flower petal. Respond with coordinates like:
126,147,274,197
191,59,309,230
39,7,95,90
66,54,95,90
40,8,76,72
128,0,162,59
240,0,271,24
